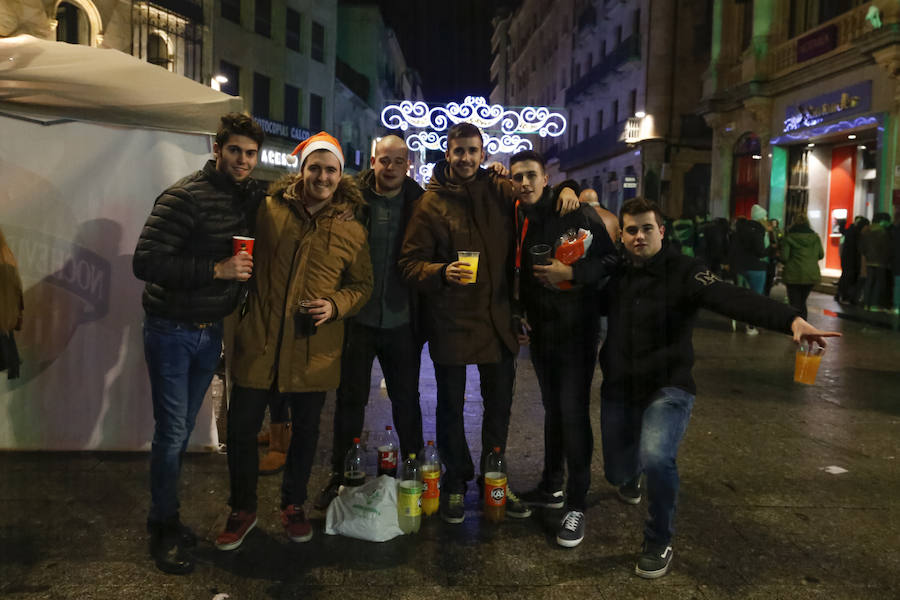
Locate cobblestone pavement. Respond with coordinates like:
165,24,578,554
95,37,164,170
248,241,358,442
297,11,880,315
1,291,898,599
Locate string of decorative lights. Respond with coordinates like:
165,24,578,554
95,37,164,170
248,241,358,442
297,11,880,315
381,96,568,183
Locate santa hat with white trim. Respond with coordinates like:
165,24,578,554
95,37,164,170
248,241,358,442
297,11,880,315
291,131,345,172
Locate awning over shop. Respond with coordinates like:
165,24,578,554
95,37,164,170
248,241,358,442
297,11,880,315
0,34,241,133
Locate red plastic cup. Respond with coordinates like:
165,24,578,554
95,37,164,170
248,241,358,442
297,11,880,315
232,236,254,256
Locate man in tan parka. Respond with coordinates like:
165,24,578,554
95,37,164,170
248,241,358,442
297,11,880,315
216,132,372,549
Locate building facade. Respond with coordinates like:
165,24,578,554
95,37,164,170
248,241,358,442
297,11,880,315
335,1,423,176
700,0,900,271
214,0,337,182
491,0,713,218
2,0,339,183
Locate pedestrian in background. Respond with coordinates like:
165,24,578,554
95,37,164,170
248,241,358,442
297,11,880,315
780,214,823,320
836,216,867,304
728,204,769,334
0,228,24,380
860,212,892,311
890,209,900,314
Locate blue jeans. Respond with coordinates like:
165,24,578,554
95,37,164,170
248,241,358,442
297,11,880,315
143,316,223,522
739,269,767,295
601,386,695,545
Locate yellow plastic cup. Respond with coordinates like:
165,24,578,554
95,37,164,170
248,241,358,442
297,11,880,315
457,251,480,284
793,342,825,385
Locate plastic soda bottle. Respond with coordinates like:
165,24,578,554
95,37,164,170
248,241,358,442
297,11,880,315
377,425,400,477
397,453,423,534
483,446,507,523
420,441,441,516
343,437,366,487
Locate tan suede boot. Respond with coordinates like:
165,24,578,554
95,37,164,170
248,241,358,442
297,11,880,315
259,422,290,475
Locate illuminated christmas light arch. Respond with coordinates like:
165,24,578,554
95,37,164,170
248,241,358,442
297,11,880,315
382,96,567,137
383,96,566,184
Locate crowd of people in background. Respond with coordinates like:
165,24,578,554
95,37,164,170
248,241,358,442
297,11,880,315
667,206,900,317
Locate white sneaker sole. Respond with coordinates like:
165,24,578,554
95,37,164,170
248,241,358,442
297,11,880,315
635,562,672,579
617,491,642,505
556,535,584,548
215,517,258,551
287,529,313,543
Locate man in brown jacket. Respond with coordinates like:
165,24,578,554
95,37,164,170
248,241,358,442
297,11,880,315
399,122,578,524
216,132,372,549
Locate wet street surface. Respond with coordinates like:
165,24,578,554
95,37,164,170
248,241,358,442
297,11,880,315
1,291,898,599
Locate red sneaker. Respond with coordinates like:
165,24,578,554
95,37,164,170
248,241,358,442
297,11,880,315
281,505,313,542
215,510,257,551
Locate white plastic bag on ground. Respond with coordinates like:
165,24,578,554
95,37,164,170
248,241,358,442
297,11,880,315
324,474,404,542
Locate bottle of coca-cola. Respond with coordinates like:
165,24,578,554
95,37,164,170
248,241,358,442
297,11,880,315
377,425,400,477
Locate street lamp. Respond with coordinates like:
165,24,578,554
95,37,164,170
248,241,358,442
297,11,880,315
211,74,228,91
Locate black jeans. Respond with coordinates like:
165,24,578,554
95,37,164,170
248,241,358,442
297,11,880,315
786,283,813,320
330,320,423,472
530,323,599,510
433,351,516,494
864,266,889,308
227,385,327,511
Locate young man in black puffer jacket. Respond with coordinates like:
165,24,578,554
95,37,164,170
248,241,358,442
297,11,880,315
133,113,264,575
508,150,617,549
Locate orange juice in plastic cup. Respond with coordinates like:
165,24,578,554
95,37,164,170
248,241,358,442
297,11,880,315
457,251,480,284
793,341,825,385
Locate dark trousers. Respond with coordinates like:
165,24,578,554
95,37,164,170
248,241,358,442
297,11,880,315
786,283,813,320
530,325,598,510
227,385,327,511
864,266,889,308
601,386,694,545
433,351,516,494
836,261,859,302
330,320,423,472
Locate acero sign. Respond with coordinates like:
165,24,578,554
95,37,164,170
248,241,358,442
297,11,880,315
259,148,298,170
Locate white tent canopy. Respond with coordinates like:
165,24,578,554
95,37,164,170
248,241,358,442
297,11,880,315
0,35,241,450
0,34,240,133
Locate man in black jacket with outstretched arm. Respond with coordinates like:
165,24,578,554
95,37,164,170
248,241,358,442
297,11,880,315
133,113,263,575
601,197,839,579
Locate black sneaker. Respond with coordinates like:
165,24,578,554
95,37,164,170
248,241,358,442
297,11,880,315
505,489,533,518
617,475,642,505
635,540,674,579
519,486,566,509
556,510,585,548
440,493,466,524
313,473,342,510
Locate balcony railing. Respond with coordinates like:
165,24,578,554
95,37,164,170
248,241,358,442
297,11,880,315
565,35,640,104
766,5,869,77
557,120,628,171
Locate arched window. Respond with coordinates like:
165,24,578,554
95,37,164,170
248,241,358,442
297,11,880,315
56,1,90,45
147,32,172,70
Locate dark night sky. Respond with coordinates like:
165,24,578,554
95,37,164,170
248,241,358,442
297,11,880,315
367,0,520,104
